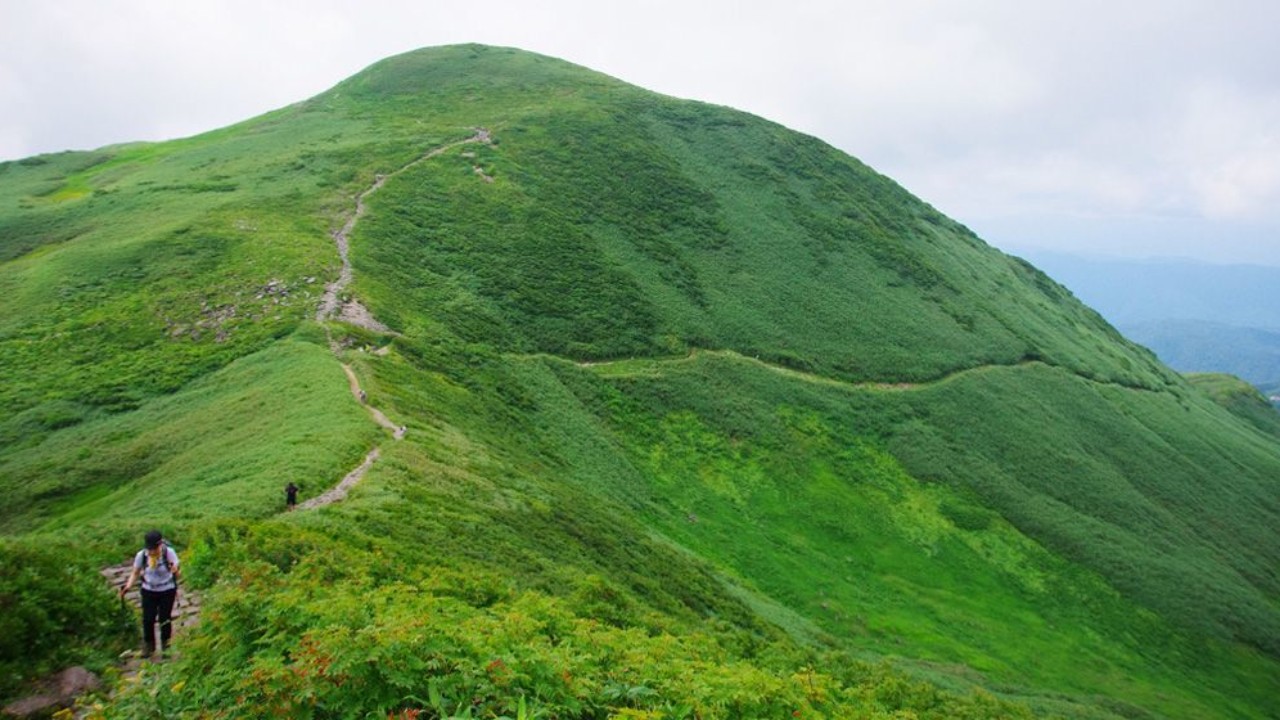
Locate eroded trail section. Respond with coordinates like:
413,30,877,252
316,128,492,328
298,448,381,510
306,133,493,509
343,364,406,439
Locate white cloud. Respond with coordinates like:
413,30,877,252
1173,82,1280,219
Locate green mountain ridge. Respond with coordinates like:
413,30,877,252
1,45,1278,719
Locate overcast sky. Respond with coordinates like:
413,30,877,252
3,0,1278,267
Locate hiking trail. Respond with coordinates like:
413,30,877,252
316,128,492,328
95,559,202,696
303,131,492,508
94,131,491,698
552,347,1162,396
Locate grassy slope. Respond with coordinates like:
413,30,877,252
1187,372,1280,439
533,354,1279,718
0,334,376,536
341,47,1279,716
0,45,1276,718
1,112,340,435
348,42,1276,644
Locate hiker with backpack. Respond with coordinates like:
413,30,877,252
119,530,180,658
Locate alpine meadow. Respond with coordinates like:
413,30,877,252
1,45,1278,719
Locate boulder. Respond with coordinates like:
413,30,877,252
2,666,100,718
55,667,99,698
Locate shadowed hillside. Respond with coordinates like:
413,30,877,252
1,45,1277,719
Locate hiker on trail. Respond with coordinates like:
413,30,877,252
285,482,300,510
119,530,180,658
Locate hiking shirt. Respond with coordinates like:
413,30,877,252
133,546,180,592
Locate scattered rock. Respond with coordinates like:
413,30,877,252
2,667,100,718
258,279,289,298
338,299,391,333
55,667,99,699
2,693,59,718
101,563,202,633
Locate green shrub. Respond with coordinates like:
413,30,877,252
0,539,133,701
105,527,1038,719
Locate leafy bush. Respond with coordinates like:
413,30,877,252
0,539,133,701
104,524,1037,719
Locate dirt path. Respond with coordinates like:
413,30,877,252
342,364,406,439
568,348,1031,392
95,132,492,685
569,348,1161,396
316,128,492,328
293,364,399,512
288,133,499,512
303,130,494,509
297,447,381,510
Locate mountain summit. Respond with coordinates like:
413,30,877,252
1,45,1277,718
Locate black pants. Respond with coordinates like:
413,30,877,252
140,587,177,654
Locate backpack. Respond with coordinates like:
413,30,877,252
136,543,178,590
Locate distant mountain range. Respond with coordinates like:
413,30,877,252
1123,319,1280,387
1018,252,1279,330
1021,252,1280,397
